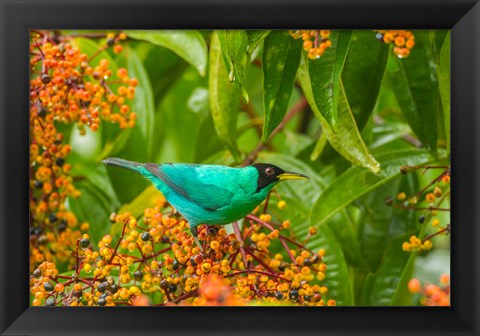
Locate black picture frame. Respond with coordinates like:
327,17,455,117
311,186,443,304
1,0,479,335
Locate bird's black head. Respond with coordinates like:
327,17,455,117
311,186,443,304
252,163,309,193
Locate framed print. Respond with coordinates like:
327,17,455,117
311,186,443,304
1,0,479,335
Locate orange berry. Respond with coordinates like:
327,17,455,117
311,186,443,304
440,274,450,285
320,30,330,39
408,278,421,293
394,36,405,47
117,68,128,79
113,45,123,54
442,175,450,184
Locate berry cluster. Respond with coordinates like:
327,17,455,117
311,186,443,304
408,274,450,306
289,30,332,60
30,198,335,306
374,30,415,58
29,31,137,271
384,165,450,253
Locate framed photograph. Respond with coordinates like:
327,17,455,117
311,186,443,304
1,0,479,335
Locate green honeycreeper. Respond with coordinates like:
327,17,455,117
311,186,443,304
103,158,308,249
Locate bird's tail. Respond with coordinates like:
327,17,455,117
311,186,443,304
102,157,144,173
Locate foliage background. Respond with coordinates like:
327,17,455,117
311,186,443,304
31,29,450,306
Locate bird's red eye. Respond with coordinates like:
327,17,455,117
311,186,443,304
265,167,275,175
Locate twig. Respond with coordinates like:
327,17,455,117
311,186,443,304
242,97,308,166
422,224,451,242
232,222,250,270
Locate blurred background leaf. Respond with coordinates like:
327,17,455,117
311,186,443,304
126,30,207,76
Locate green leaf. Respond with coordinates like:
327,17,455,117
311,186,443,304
135,42,187,100
126,48,155,159
67,180,114,246
437,32,450,156
298,55,380,172
154,67,208,163
208,31,241,161
432,30,448,64
326,211,370,271
247,30,271,55
361,235,416,306
262,31,302,143
125,30,207,76
97,128,132,161
217,30,250,102
69,153,120,209
357,173,419,272
388,31,441,157
308,30,353,129
309,149,439,227
194,115,224,163
342,30,390,130
310,132,328,161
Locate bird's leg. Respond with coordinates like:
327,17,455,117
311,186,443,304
190,226,204,253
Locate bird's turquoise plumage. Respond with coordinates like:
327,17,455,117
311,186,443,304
142,163,271,226
103,158,308,245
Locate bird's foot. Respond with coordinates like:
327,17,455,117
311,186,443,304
193,236,204,253
191,226,206,255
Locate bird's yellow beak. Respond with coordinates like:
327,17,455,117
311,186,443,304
278,172,309,181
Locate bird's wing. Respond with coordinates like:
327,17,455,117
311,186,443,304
144,163,234,211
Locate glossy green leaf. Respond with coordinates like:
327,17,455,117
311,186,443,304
247,30,271,55
361,235,415,306
388,31,441,157
438,32,450,155
217,30,249,102
308,30,352,129
309,149,438,226
342,30,390,130
262,31,302,143
208,32,241,161
357,173,419,272
298,55,380,172
125,30,207,76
